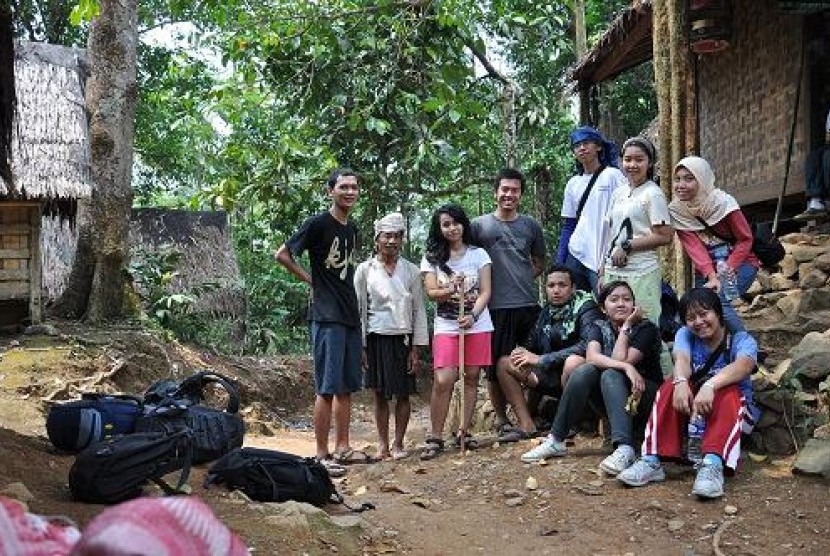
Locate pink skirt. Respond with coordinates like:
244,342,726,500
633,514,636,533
432,332,493,369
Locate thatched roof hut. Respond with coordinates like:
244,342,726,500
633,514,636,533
1,41,91,327
2,41,91,207
129,208,246,340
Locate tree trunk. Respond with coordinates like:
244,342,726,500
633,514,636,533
0,4,15,185
574,0,589,123
51,0,137,322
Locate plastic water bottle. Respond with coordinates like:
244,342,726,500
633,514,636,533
687,414,706,465
713,245,739,301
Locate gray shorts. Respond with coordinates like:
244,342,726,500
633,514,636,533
310,322,362,395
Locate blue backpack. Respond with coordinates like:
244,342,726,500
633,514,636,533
46,394,143,453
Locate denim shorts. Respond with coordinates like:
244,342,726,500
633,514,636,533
310,322,362,395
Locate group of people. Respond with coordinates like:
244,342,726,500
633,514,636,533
275,126,763,501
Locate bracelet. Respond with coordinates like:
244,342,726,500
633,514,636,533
672,376,688,385
701,379,716,390
620,326,631,335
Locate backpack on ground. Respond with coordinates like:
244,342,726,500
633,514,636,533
136,370,244,464
68,430,193,504
46,393,143,453
203,447,374,512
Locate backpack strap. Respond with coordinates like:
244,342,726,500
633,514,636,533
694,216,735,245
689,334,729,387
149,430,194,495
176,371,241,413
575,166,606,224
330,491,376,513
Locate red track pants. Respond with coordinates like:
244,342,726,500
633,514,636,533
641,379,746,470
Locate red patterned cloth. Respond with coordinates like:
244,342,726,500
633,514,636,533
70,496,248,555
0,496,81,555
0,495,248,556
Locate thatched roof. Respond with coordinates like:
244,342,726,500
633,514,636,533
0,41,91,201
129,209,245,318
571,1,653,90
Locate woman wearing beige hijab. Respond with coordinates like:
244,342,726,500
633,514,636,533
669,156,759,332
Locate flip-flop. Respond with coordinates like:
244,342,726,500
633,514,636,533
333,448,378,465
389,448,410,461
316,457,347,477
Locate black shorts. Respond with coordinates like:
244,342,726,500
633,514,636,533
485,305,541,381
363,333,416,399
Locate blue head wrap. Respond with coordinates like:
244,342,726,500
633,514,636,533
570,126,619,170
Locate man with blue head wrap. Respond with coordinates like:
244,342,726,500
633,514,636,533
555,126,626,293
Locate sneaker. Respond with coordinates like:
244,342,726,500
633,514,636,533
599,445,636,476
617,457,666,487
691,460,724,499
521,436,566,463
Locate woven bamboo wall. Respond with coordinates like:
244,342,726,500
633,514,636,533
697,0,808,205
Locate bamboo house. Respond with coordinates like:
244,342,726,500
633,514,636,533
0,41,91,326
572,0,830,284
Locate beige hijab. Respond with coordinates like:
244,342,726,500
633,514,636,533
668,156,740,231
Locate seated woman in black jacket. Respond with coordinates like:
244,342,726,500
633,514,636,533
521,280,662,471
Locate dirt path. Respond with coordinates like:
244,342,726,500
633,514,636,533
1,328,829,554
249,401,830,556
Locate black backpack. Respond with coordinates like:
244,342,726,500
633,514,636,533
68,430,193,504
136,371,245,463
203,447,374,512
46,394,143,453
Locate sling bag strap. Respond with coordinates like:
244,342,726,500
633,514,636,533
575,165,606,223
688,334,729,387
694,216,734,245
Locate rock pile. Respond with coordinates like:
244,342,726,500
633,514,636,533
741,233,830,463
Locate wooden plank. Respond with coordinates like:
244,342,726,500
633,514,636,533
0,281,29,299
0,248,29,259
29,207,42,323
0,201,41,208
0,269,29,281
0,223,31,234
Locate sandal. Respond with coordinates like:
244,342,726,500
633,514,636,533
389,447,410,461
419,438,445,461
455,432,481,450
498,427,536,443
316,456,347,478
333,448,378,465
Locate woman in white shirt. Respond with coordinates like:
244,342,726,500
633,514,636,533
603,136,674,326
354,212,428,461
420,204,493,459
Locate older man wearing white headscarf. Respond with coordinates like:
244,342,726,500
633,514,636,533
353,212,428,460
669,156,759,332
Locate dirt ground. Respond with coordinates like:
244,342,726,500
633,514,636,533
1,323,829,555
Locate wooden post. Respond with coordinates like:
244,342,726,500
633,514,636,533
28,204,42,323
654,0,696,294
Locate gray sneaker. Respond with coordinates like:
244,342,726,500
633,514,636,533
599,445,637,476
617,457,666,487
521,436,567,463
691,461,724,499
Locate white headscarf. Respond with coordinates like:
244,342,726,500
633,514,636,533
668,156,740,231
374,212,406,238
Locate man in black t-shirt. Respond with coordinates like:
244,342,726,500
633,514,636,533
276,168,371,471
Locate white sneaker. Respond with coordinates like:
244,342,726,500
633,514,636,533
599,445,636,476
617,457,666,487
691,460,724,499
521,436,567,463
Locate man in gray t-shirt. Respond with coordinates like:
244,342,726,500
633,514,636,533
471,168,545,440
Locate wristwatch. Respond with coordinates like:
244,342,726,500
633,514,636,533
621,239,633,254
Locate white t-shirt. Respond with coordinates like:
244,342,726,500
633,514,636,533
420,246,494,335
603,179,671,273
561,167,627,272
